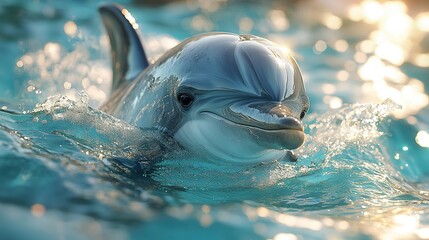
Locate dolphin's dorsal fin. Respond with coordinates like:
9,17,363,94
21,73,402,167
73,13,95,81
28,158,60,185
99,4,149,91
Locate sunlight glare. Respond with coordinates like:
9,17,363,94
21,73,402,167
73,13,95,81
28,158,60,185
273,233,298,240
379,12,413,38
31,204,45,217
334,39,348,52
358,40,376,53
43,42,61,62
313,40,327,54
358,56,385,82
16,60,24,68
416,12,429,32
416,131,429,148
336,70,349,81
239,17,254,32
268,10,289,31
361,1,384,24
348,4,363,21
321,12,342,30
64,21,78,37
121,9,139,29
323,96,343,109
322,84,336,94
414,54,429,67
374,43,405,66
384,66,407,84
417,227,429,239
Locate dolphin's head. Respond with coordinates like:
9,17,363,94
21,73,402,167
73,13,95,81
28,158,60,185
158,33,309,164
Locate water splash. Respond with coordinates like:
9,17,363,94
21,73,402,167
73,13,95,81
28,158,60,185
32,91,90,115
298,99,401,163
28,92,179,160
257,99,402,203
16,39,111,109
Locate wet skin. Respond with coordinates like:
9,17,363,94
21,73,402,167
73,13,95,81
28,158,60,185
100,5,309,164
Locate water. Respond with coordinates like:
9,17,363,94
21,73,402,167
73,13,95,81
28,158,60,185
1,0,429,239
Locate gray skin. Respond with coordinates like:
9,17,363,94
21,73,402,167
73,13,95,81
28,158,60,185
99,4,309,165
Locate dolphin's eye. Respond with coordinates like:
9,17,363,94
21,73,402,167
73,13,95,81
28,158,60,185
178,93,194,108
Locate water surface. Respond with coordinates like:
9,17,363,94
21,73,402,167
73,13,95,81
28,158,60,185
1,0,429,239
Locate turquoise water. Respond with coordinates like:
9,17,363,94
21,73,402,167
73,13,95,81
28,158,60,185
1,0,429,239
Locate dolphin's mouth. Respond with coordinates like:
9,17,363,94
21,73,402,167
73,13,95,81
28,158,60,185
200,111,305,150
201,111,304,132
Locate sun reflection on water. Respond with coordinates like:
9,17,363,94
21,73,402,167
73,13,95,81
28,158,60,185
5,0,429,239
16,40,111,107
344,1,429,119
321,12,343,30
416,130,429,148
64,21,78,37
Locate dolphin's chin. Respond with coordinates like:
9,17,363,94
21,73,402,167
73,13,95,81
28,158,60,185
200,112,305,150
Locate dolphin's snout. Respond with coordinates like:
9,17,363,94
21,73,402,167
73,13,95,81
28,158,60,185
278,117,304,131
227,101,304,131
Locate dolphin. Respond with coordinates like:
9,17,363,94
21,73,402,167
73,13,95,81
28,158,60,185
99,4,309,164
